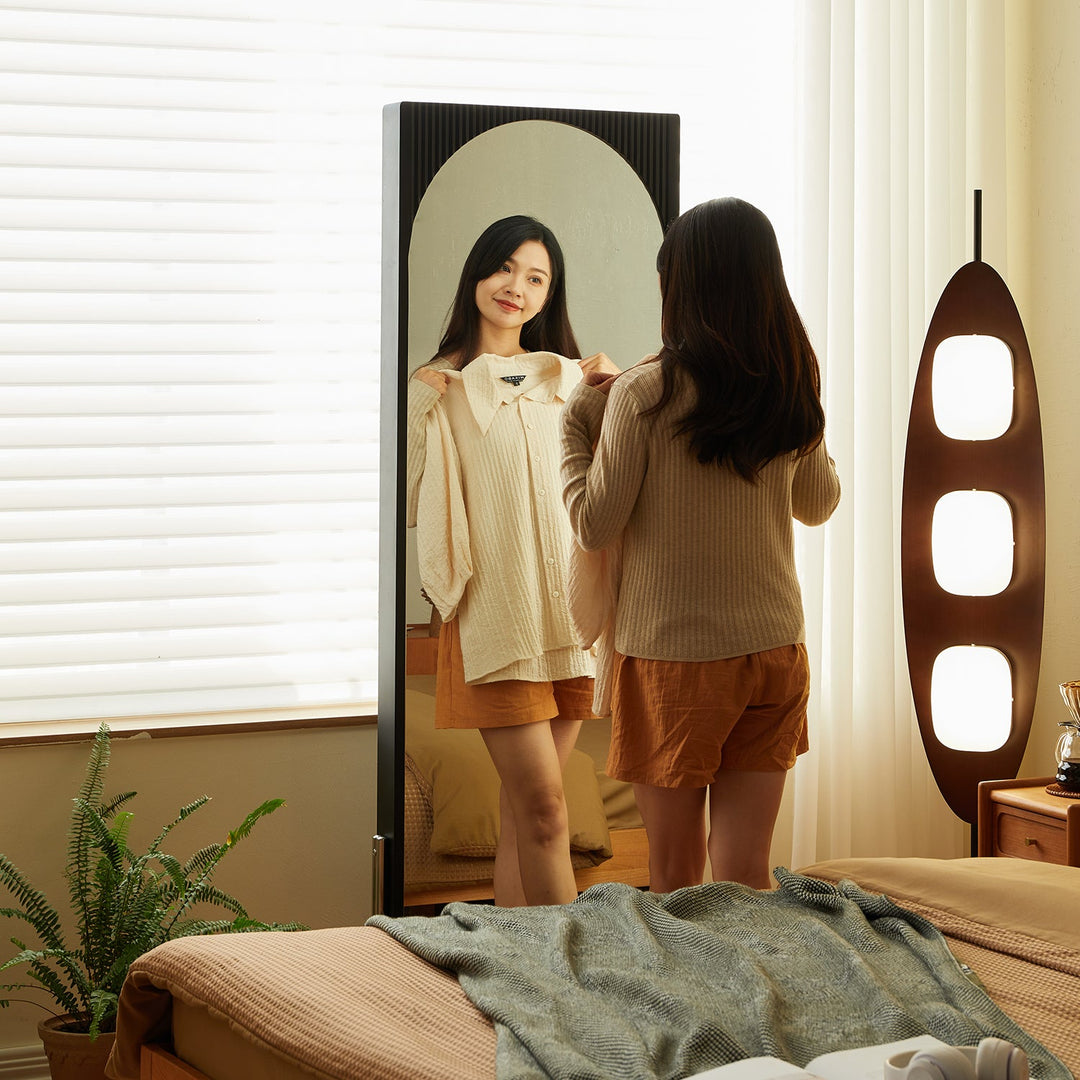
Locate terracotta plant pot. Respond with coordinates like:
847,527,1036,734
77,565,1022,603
37,1014,116,1080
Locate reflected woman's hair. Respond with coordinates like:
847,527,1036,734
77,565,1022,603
648,196,825,480
431,215,581,367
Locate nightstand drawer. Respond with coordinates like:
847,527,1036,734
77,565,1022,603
994,805,1067,863
978,778,1080,867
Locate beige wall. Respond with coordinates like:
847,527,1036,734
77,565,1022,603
0,723,377,1049
1007,0,1080,779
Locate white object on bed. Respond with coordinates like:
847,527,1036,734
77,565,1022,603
688,1036,949,1080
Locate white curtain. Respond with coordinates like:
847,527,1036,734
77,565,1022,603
784,0,1011,864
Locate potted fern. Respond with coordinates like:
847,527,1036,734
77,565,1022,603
0,722,306,1080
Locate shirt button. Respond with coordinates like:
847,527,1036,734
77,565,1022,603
552,591,561,598
547,557,555,565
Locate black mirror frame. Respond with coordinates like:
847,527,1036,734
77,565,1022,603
377,101,679,915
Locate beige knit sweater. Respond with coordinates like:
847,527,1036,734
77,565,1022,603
560,359,841,662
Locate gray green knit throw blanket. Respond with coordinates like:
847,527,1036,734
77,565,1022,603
368,869,1070,1080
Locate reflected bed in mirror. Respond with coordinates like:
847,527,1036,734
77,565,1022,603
379,102,679,915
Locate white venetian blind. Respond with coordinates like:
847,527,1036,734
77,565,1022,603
0,1,379,737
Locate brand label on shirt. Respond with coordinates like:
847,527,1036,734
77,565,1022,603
500,375,526,386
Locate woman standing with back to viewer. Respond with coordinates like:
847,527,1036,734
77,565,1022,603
561,197,840,892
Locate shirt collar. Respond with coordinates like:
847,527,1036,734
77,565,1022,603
455,352,582,434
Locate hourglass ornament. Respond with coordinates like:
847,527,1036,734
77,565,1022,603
1052,680,1080,795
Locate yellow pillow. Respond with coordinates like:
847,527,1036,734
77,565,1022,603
405,686,612,861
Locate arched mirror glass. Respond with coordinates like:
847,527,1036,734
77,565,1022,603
378,103,679,915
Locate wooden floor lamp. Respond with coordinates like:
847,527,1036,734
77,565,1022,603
901,191,1045,847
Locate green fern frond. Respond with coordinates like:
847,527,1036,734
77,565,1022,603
161,802,282,935
172,915,307,937
66,724,112,947
180,843,224,877
1,948,84,1016
82,859,121,987
154,853,186,890
162,881,247,935
27,958,86,1017
107,810,135,854
0,946,48,976
173,796,212,825
73,723,111,812
88,989,118,1038
170,918,249,937
107,882,169,971
0,982,68,1015
71,798,125,874
147,796,211,853
98,791,137,820
0,858,66,954
224,799,285,847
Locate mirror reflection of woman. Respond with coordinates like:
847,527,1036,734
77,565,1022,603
408,215,618,906
561,197,841,893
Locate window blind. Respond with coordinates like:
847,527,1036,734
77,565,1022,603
0,1,379,737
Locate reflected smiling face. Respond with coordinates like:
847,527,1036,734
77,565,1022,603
474,240,552,344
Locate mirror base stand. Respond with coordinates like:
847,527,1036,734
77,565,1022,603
371,834,386,916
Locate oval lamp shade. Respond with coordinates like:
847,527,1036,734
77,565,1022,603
931,489,1014,596
901,259,1045,826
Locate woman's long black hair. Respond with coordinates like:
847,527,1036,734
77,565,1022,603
645,197,825,481
431,215,580,367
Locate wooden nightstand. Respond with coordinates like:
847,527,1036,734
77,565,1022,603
977,777,1080,866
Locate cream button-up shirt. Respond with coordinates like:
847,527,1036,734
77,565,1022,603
409,352,595,685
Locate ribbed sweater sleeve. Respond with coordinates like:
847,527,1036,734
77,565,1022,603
560,381,645,552
792,438,842,524
406,362,452,528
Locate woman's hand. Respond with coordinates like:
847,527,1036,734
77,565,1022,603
579,353,620,395
578,352,620,378
413,367,448,396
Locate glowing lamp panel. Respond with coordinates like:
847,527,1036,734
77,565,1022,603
931,490,1014,595
931,335,1014,440
930,645,1012,752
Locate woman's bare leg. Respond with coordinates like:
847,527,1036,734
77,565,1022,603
631,783,708,893
482,716,583,906
492,783,527,907
707,770,787,889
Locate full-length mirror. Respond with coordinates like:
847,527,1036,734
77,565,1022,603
379,103,679,915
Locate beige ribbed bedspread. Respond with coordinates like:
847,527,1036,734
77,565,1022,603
105,925,495,1080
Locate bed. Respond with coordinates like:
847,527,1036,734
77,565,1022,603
106,856,1080,1080
402,625,649,909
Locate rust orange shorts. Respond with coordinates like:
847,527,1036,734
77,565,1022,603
607,643,810,787
434,619,595,730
